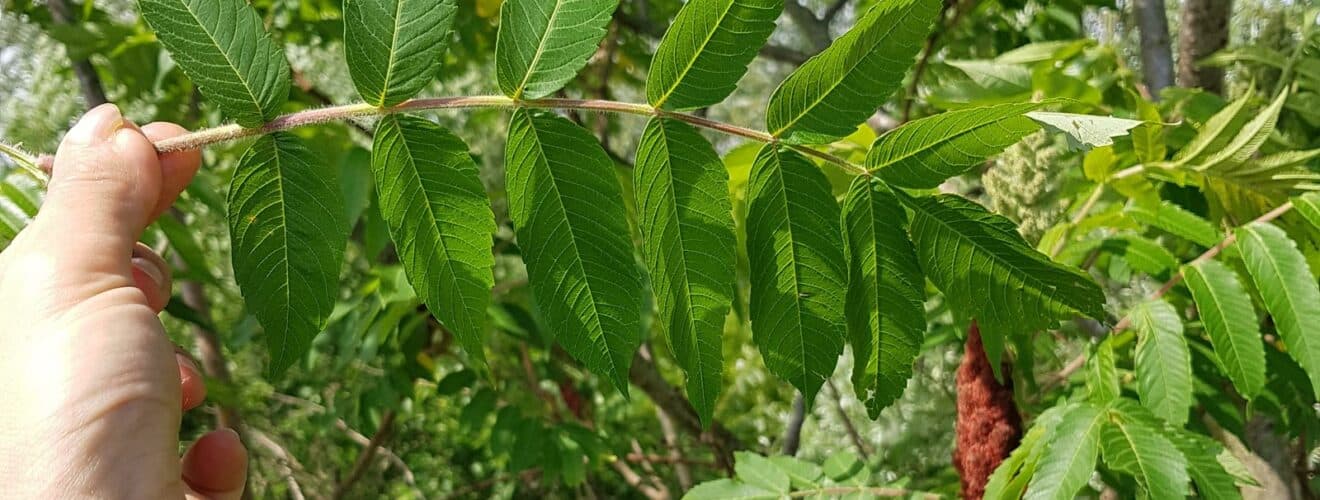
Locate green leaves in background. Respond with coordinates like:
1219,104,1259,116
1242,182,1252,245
1101,403,1190,499
1182,260,1266,399
495,0,617,100
139,0,290,126
902,194,1105,368
765,0,938,144
869,102,1043,188
505,109,642,394
1125,202,1222,247
841,177,924,417
345,0,457,107
1234,222,1320,399
745,145,847,404
228,133,346,376
634,117,737,426
1129,299,1192,426
646,0,782,110
372,115,496,367
1024,404,1104,500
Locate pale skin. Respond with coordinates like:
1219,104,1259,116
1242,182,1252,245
0,104,248,499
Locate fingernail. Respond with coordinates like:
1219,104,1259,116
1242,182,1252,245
64,103,124,146
176,351,200,375
218,428,241,442
132,255,166,288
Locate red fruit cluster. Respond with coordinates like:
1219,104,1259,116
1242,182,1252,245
953,322,1023,500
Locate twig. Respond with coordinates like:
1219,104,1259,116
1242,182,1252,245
782,393,806,456
901,0,977,122
1043,201,1296,389
250,430,308,500
13,96,874,177
269,393,420,494
609,458,670,500
654,406,693,490
330,410,398,500
825,380,871,460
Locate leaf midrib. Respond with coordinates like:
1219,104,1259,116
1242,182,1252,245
1186,264,1257,391
911,199,1081,316
513,0,566,100
770,1,912,138
652,122,713,404
522,112,620,379
650,0,739,109
375,0,409,107
764,149,811,391
177,0,268,119
868,103,1040,172
388,118,476,332
1242,227,1320,373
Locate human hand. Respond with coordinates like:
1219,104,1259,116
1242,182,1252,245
0,104,247,499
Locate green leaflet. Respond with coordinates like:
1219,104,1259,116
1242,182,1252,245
646,0,782,110
1086,338,1119,404
1099,235,1178,276
1234,222,1320,400
1167,431,1244,500
1125,202,1222,248
733,451,790,493
1167,92,1253,168
1101,402,1191,499
504,109,643,394
1129,299,1192,426
495,0,617,100
901,194,1105,369
869,101,1044,189
682,479,778,499
1182,260,1266,399
1292,191,1320,230
1194,91,1289,173
1024,404,1105,500
139,0,290,126
765,0,939,144
633,117,737,426
745,144,848,404
345,0,457,107
372,115,496,368
985,405,1068,500
228,133,346,376
945,59,1032,95
841,177,925,417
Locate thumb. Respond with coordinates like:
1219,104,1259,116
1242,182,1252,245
22,104,164,298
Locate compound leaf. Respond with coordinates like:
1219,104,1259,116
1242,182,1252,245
745,145,847,404
228,133,346,376
1101,402,1191,499
647,0,782,110
345,0,458,107
633,117,737,425
1182,259,1266,399
505,109,643,394
495,0,617,99
372,115,496,368
139,0,290,126
1235,222,1320,399
765,0,939,144
841,177,925,417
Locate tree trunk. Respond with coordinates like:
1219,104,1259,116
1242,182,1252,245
1135,0,1175,98
1177,0,1232,95
953,322,1022,500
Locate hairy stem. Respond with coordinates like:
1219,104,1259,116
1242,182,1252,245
18,96,870,177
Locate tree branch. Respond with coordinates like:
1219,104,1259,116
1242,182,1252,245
782,393,806,456
45,0,108,107
250,430,308,500
825,379,870,460
330,410,397,500
629,346,743,474
783,0,833,52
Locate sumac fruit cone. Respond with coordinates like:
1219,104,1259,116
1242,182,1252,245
953,322,1023,500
